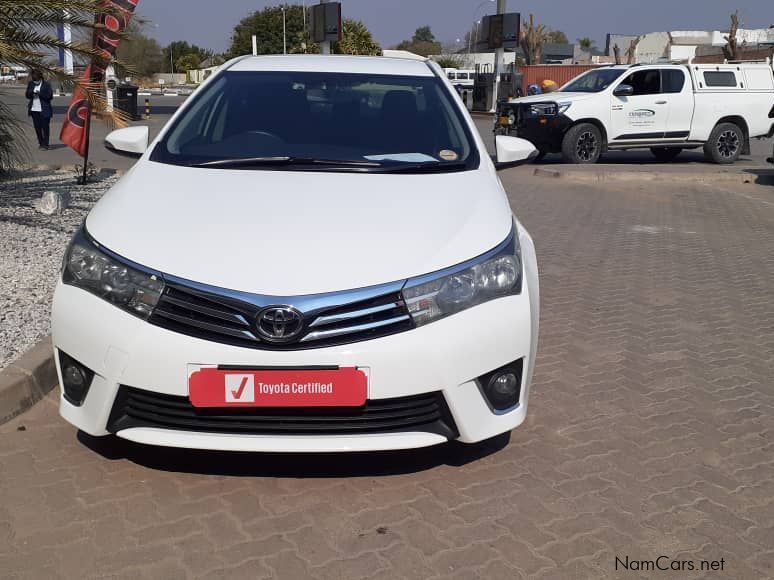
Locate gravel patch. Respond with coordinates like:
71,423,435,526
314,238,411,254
0,169,117,370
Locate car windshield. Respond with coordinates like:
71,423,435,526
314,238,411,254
561,69,625,93
150,70,477,172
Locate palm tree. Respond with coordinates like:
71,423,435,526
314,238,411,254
0,1,127,172
520,14,549,65
336,19,381,56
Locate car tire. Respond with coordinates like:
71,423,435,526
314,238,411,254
650,147,682,162
562,123,603,164
704,123,743,164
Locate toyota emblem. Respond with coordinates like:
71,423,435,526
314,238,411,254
256,306,304,342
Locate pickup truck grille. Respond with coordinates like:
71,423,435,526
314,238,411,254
149,278,414,350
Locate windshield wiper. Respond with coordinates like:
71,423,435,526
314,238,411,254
375,161,468,174
190,156,383,169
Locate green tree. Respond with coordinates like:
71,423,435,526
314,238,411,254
227,5,308,57
0,0,127,172
395,26,442,56
163,41,212,73
412,26,435,43
115,22,164,79
334,19,381,56
546,30,569,44
174,53,201,72
577,37,597,53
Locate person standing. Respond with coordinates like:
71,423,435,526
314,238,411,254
26,70,54,150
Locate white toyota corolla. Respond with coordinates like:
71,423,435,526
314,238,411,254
52,55,540,453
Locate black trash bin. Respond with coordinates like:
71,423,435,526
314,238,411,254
115,84,139,120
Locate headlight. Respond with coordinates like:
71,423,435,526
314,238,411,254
62,229,164,319
558,102,572,114
402,224,522,327
529,103,555,116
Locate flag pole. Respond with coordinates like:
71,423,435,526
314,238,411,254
80,102,92,185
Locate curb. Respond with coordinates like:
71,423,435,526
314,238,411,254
0,337,57,426
533,166,769,185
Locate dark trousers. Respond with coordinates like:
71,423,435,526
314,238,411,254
30,112,50,147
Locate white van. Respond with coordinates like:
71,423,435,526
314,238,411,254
445,68,475,89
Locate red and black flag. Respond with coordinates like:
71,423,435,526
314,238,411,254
60,0,140,157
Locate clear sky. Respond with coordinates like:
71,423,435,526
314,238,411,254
138,0,773,54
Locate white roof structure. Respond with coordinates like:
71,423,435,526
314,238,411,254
228,54,433,76
381,49,426,61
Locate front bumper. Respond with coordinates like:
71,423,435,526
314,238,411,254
503,103,573,153
52,233,539,453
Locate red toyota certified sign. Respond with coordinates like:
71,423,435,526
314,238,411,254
188,367,368,408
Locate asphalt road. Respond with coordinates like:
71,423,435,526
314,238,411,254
2,170,773,579
2,87,188,170
2,85,772,171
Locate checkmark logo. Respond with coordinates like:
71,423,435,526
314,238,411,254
225,374,254,403
232,376,249,399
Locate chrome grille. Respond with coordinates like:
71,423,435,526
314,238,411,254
148,277,414,350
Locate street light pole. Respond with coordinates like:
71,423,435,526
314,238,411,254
491,0,506,112
282,7,287,54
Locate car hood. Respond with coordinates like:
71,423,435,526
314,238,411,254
86,160,513,296
509,92,597,104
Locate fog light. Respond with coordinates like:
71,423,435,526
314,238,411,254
59,351,94,406
477,359,523,412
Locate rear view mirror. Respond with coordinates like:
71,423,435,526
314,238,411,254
613,84,634,97
105,126,149,158
494,135,538,169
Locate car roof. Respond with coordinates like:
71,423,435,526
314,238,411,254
227,55,435,77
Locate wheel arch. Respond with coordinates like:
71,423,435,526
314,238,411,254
714,116,750,155
569,118,609,150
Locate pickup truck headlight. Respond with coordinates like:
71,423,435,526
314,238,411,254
62,229,164,319
402,225,522,327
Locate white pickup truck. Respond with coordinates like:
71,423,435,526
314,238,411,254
502,63,774,164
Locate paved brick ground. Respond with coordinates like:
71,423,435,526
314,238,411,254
1,172,773,579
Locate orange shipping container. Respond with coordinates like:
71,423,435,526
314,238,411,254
520,64,600,94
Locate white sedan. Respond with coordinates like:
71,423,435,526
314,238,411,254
52,54,539,454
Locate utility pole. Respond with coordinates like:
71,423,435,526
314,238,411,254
320,0,330,55
490,0,506,112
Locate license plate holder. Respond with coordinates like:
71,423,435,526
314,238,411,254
188,366,368,408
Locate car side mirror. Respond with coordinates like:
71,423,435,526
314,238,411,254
104,126,149,158
494,135,538,169
613,84,634,97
